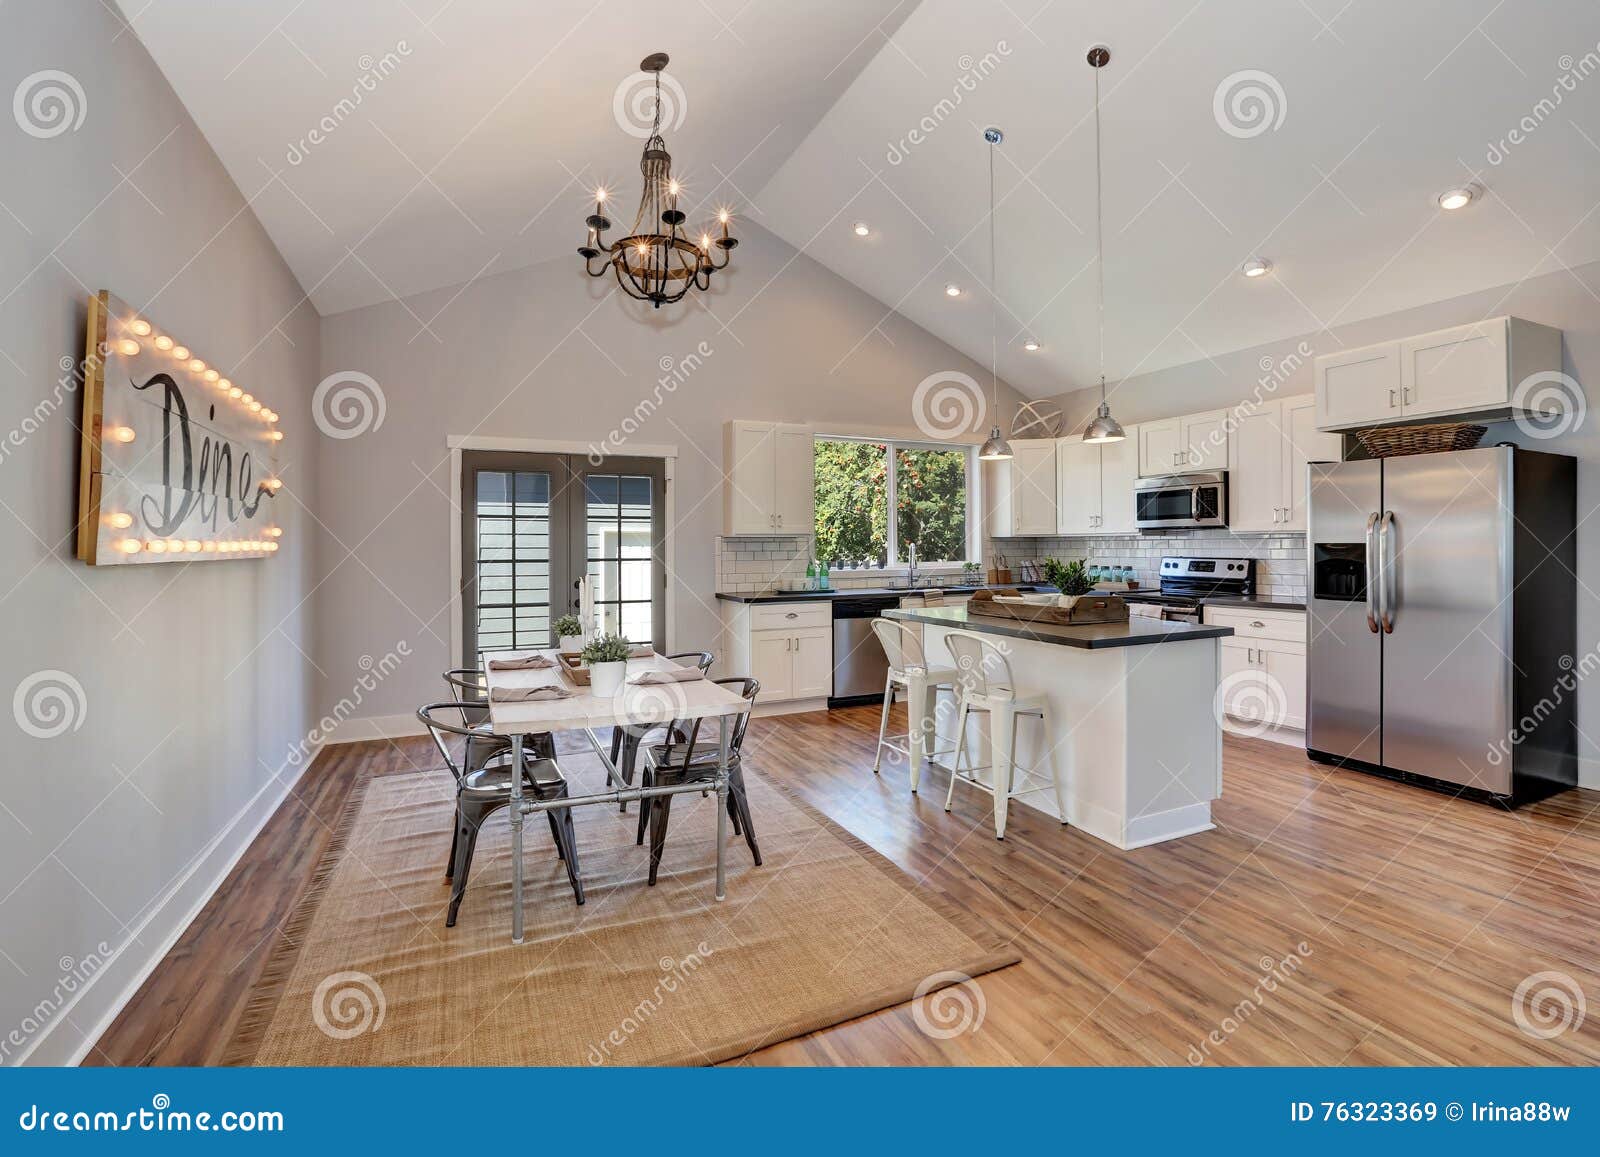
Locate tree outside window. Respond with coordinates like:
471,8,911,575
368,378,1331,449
813,437,970,567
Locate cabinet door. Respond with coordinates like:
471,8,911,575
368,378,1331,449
1097,425,1139,533
1227,403,1284,533
1400,320,1508,419
1218,640,1260,717
1138,419,1182,476
726,421,776,535
772,425,816,535
1262,646,1307,730
1281,396,1343,531
790,626,833,698
750,632,795,700
1010,440,1058,534
1182,410,1230,472
1314,342,1401,430
1055,436,1101,533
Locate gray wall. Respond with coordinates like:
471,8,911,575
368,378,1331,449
0,2,320,1063
1047,259,1600,785
314,225,1027,725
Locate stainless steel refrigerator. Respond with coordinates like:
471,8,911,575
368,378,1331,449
1307,445,1576,803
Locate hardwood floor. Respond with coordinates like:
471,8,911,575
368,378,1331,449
90,705,1600,1066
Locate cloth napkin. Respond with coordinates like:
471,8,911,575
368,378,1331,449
628,644,656,658
490,685,573,703
628,667,705,685
487,654,555,671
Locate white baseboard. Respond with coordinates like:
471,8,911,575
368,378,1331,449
15,757,310,1067
751,697,829,718
328,712,427,742
1223,718,1306,749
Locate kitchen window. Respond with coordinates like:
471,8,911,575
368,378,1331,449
813,436,973,569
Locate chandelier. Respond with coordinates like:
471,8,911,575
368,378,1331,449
578,53,736,308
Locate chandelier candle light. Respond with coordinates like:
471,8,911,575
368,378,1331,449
578,53,736,307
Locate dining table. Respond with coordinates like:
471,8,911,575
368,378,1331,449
483,648,752,944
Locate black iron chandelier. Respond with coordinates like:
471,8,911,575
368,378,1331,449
578,52,736,308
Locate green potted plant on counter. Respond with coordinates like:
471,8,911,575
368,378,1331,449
581,632,631,697
1041,558,1093,610
553,613,584,655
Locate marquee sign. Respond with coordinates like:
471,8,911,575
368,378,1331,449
75,290,284,566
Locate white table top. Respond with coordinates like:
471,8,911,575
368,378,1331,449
483,649,748,734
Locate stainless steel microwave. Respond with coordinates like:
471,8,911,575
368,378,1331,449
1133,471,1228,530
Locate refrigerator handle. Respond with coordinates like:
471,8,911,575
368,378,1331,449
1364,512,1381,633
1379,510,1396,634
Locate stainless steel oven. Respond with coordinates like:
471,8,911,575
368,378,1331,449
1134,471,1228,530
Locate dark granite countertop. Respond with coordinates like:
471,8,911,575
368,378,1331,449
884,604,1234,650
1197,595,1307,612
715,583,1049,604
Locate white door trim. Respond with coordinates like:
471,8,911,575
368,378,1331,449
447,435,678,667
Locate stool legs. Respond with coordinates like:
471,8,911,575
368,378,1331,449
1039,706,1070,824
873,673,895,773
988,695,1017,839
906,667,929,793
944,699,971,813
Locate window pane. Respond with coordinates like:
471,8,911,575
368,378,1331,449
475,468,551,651
895,447,968,563
813,439,888,566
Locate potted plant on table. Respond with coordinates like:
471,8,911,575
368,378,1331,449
581,632,631,697
553,614,584,655
1041,558,1093,610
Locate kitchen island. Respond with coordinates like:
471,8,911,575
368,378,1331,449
885,604,1233,850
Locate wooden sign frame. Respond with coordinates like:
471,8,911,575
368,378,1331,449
75,290,285,566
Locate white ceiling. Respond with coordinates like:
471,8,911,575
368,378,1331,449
125,1,1600,396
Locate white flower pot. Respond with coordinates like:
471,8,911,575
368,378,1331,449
588,660,627,697
559,634,584,654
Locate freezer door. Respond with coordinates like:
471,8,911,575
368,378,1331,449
1379,448,1513,794
1307,459,1383,765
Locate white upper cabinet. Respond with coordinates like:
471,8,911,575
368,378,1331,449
1314,317,1563,430
1097,429,1140,534
723,420,815,535
1138,418,1183,476
1228,395,1343,533
1182,410,1229,472
1056,435,1101,534
1005,439,1059,535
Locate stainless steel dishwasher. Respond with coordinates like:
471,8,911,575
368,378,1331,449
829,594,900,708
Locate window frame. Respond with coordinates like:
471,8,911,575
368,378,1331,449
812,434,978,573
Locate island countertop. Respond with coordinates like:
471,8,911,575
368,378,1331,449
885,604,1234,649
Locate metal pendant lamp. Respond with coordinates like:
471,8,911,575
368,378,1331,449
1080,45,1126,445
977,126,1013,462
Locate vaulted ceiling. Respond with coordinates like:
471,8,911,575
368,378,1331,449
125,0,1600,397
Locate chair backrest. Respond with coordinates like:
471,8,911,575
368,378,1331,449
417,701,512,784
657,677,760,765
666,650,715,674
870,618,927,673
941,630,1016,699
441,669,488,729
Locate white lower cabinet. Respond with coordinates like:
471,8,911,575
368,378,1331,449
722,600,833,709
1204,606,1307,737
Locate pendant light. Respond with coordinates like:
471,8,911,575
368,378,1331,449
977,126,1013,462
1081,45,1126,445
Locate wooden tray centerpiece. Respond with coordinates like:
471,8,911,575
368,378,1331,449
968,588,1129,625
557,652,591,686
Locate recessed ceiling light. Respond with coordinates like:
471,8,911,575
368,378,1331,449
1022,339,1041,352
852,222,870,237
1241,257,1273,278
944,283,962,297
1437,184,1479,211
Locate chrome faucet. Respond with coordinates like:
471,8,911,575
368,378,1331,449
905,541,918,589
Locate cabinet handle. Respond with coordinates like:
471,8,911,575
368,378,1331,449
1250,620,1265,629
785,612,798,619
1389,388,1398,408
1403,386,1413,405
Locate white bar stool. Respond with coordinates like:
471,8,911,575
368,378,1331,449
870,617,961,790
940,629,1070,839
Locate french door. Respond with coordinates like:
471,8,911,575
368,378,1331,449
460,451,666,659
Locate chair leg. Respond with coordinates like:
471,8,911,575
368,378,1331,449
447,801,488,927
989,699,1016,839
945,701,970,812
726,789,743,836
729,768,761,866
635,767,654,846
1039,707,1069,825
873,674,895,772
546,810,566,861
445,809,460,881
647,793,673,886
552,802,585,906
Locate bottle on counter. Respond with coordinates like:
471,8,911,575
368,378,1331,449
817,559,829,591
804,559,816,590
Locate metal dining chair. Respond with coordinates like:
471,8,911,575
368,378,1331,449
417,702,584,925
633,677,760,886
443,668,556,759
608,650,715,809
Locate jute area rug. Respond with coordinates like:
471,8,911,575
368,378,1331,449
227,755,1019,1065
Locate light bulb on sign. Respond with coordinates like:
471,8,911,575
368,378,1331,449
269,430,284,441
129,319,151,337
218,378,231,391
108,425,136,444
164,538,183,552
172,346,189,360
266,541,280,552
202,541,217,553
266,526,283,538
185,540,202,553
229,387,243,399
203,369,219,383
117,339,139,356
188,359,205,373
117,538,141,555
240,393,254,406
248,401,262,413
107,511,133,529
265,478,283,492
146,540,167,554
154,335,173,351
